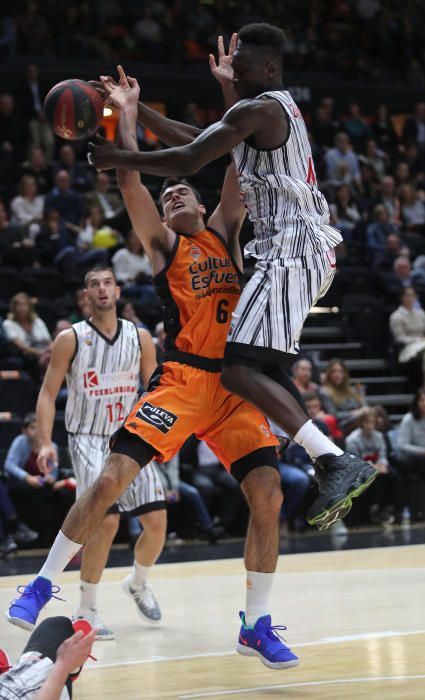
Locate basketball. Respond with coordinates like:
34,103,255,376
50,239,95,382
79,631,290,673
43,79,103,141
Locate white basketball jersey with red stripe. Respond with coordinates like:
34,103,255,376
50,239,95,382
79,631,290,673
65,319,140,436
231,90,343,260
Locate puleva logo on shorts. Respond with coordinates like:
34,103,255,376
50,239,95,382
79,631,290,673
136,401,178,434
83,370,99,388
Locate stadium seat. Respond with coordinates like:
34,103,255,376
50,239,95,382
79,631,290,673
34,299,59,333
0,415,23,449
25,267,66,299
0,267,23,302
0,372,36,417
341,294,388,344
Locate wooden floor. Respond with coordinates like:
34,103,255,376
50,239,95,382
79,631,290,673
0,544,424,699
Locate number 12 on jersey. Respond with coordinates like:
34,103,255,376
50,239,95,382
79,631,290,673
106,401,124,424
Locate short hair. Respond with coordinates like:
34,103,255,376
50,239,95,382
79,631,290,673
303,391,320,404
84,266,117,288
159,178,202,207
359,408,376,426
23,412,36,428
238,23,286,55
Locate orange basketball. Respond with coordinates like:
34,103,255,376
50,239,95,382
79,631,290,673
44,79,103,140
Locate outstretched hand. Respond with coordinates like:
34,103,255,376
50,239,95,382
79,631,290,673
100,64,140,111
209,33,237,85
88,134,120,171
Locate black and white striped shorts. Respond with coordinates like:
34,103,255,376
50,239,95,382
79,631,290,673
226,250,336,355
68,434,165,516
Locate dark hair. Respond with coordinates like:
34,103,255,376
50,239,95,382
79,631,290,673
23,412,36,427
238,23,286,55
411,388,425,420
159,178,202,206
84,265,117,288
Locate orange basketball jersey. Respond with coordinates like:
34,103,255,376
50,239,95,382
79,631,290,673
154,227,241,363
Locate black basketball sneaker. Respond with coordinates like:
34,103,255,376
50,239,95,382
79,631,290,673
307,453,378,530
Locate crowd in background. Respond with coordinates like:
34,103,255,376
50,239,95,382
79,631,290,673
1,42,425,554
1,1,425,84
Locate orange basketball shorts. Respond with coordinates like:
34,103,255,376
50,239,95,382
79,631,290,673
123,361,278,471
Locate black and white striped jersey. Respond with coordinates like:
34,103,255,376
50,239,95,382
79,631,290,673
231,90,343,260
0,653,70,700
65,319,141,436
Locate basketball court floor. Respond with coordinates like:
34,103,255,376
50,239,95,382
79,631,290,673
0,543,424,699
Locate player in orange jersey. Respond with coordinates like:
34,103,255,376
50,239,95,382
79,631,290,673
7,66,298,670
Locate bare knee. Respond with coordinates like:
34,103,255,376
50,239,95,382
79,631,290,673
242,468,283,519
92,455,140,505
139,509,167,540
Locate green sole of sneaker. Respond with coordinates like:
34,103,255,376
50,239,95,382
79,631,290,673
307,469,378,530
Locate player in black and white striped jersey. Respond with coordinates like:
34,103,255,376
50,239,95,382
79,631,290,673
89,24,377,531
19,266,166,637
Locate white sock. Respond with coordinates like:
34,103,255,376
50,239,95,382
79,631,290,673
244,571,274,627
294,419,343,459
39,530,83,582
79,581,98,611
132,561,151,586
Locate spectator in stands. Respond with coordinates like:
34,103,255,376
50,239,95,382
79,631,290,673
394,161,411,187
53,144,93,193
3,292,51,378
310,105,338,149
403,102,425,151
134,8,162,58
155,454,224,544
112,229,152,285
68,289,90,324
371,104,399,151
20,146,53,195
291,358,318,395
180,437,246,537
329,183,361,240
343,102,371,152
398,389,425,486
116,299,145,328
85,172,124,227
0,93,27,163
19,63,54,161
383,256,425,306
0,478,38,556
325,132,361,187
399,183,425,233
4,413,75,541
361,139,387,178
389,287,425,377
346,409,398,524
303,391,343,443
366,204,402,269
10,175,44,237
44,170,83,227
378,175,401,224
75,205,121,252
0,200,37,268
376,233,410,273
320,359,368,433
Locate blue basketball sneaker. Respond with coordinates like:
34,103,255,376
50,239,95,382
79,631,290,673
6,576,62,631
236,612,299,669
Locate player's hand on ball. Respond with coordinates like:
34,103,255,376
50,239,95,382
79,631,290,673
100,65,140,111
88,135,119,171
209,33,237,85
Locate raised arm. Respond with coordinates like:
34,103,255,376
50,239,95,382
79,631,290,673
208,161,245,262
89,98,266,176
209,33,239,110
104,68,174,263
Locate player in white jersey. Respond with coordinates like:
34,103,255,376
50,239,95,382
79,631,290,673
29,266,166,637
89,24,377,530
